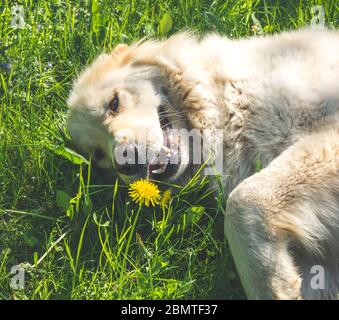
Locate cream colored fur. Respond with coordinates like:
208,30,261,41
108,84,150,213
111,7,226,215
67,27,339,299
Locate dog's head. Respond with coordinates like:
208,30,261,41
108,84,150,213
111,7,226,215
67,42,194,184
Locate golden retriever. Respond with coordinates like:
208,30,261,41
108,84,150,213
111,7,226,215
67,28,339,299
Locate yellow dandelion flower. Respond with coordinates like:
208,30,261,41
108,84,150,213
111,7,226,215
129,179,161,207
161,189,172,207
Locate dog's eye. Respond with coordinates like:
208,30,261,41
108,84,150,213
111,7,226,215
108,95,119,113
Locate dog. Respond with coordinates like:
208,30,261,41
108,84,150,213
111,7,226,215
67,28,339,299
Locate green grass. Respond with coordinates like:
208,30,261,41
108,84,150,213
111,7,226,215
0,0,338,300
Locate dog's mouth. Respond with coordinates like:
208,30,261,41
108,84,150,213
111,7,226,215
147,131,181,180
113,106,183,182
147,106,181,180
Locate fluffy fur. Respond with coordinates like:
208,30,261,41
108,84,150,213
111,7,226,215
67,27,339,299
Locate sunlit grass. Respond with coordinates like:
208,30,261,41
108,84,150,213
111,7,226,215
0,0,338,300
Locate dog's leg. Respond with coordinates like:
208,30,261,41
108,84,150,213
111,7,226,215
224,128,339,299
225,188,303,299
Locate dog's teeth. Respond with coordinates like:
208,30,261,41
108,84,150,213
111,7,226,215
152,169,162,174
151,165,167,174
152,168,164,174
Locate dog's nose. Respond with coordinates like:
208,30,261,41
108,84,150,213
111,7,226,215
113,142,144,176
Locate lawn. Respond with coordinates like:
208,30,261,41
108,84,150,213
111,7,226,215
0,0,338,300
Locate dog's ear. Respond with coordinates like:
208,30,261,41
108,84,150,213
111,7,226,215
133,56,194,107
111,44,129,59
133,54,219,129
